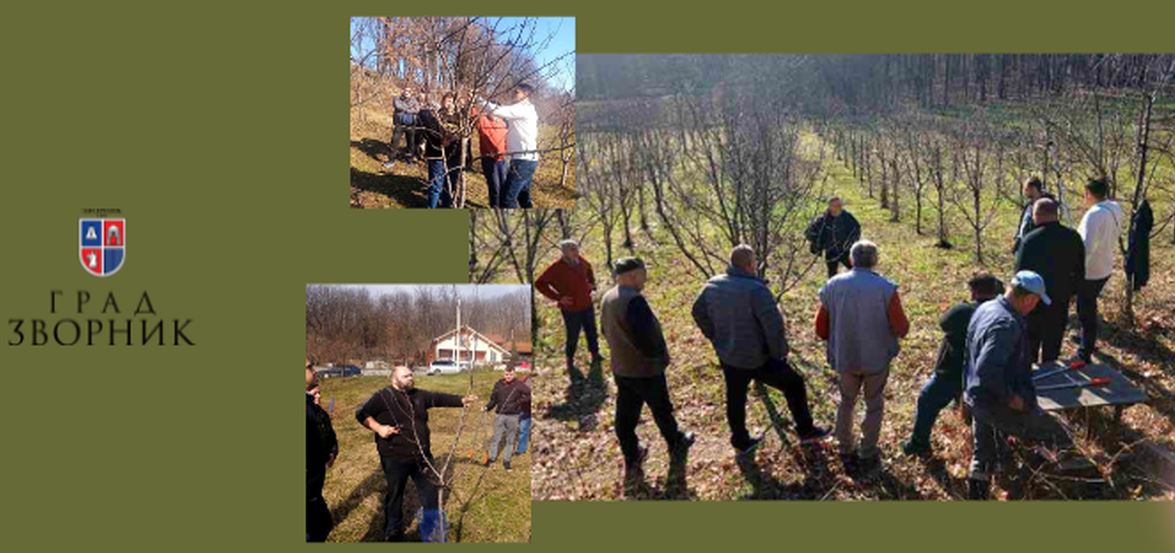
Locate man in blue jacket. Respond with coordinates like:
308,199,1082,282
692,245,829,457
964,271,1069,499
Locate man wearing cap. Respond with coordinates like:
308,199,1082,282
693,245,830,457
1015,197,1085,364
600,257,695,477
903,271,1003,456
964,270,1070,500
535,239,602,375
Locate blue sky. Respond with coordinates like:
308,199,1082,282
350,17,575,92
498,17,575,91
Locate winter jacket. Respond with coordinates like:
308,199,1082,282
1015,221,1085,305
805,210,861,261
692,266,788,370
1126,199,1153,290
964,296,1036,410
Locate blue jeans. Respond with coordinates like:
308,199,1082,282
502,159,538,208
481,158,507,208
560,307,600,360
516,416,531,454
908,371,963,448
426,159,454,208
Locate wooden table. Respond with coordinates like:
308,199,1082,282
1033,361,1148,420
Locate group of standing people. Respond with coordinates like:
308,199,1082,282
540,177,1127,499
305,362,530,542
387,83,541,209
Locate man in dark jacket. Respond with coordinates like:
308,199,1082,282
483,366,531,470
388,86,420,163
1012,177,1055,253
306,359,336,542
355,366,477,541
902,272,1002,456
964,271,1070,500
805,197,861,279
1126,199,1153,291
415,97,458,209
693,245,830,456
600,257,694,476
1015,198,1085,364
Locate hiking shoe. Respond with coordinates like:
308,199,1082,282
968,478,991,500
625,444,649,473
857,453,882,473
798,426,831,444
736,436,764,458
503,461,511,471
902,440,932,457
672,431,696,457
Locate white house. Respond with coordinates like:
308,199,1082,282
428,326,511,366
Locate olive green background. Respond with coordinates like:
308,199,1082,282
1,1,1172,550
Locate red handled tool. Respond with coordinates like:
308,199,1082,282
1036,377,1111,392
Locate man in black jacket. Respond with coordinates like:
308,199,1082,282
483,366,531,470
1015,198,1085,364
306,359,337,542
903,272,1002,456
805,197,861,279
1012,177,1055,253
355,366,476,541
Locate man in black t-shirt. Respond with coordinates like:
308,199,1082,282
355,366,476,541
902,272,1003,456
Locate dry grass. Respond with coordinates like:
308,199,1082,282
318,369,531,542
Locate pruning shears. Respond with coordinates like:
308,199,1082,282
1036,377,1111,392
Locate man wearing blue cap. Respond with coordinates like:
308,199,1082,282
964,270,1069,499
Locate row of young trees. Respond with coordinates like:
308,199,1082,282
305,284,531,366
350,17,576,207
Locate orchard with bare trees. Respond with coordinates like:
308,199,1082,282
474,54,1175,501
350,17,576,208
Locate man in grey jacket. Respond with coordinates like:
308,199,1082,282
815,240,909,471
964,271,1071,499
692,245,830,456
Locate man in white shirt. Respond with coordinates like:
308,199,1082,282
482,83,540,208
1075,177,1124,363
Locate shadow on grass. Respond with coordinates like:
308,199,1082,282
544,359,607,431
347,458,456,542
351,138,392,162
350,167,429,208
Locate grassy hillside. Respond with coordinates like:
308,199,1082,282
528,137,1175,501
318,369,530,542
350,103,577,209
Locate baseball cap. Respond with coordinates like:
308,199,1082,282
1012,270,1051,305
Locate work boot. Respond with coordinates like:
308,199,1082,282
799,426,832,445
625,444,649,474
902,439,932,457
671,431,696,459
968,478,991,500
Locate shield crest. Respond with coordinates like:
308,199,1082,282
79,218,125,277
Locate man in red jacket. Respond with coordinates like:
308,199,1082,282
535,239,602,374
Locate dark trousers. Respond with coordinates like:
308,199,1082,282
1027,300,1070,363
1076,277,1109,360
306,494,333,542
909,371,963,448
426,159,455,209
825,254,852,279
481,158,508,208
379,455,439,541
560,307,600,360
502,159,538,208
721,358,815,450
968,402,1070,482
614,373,685,464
